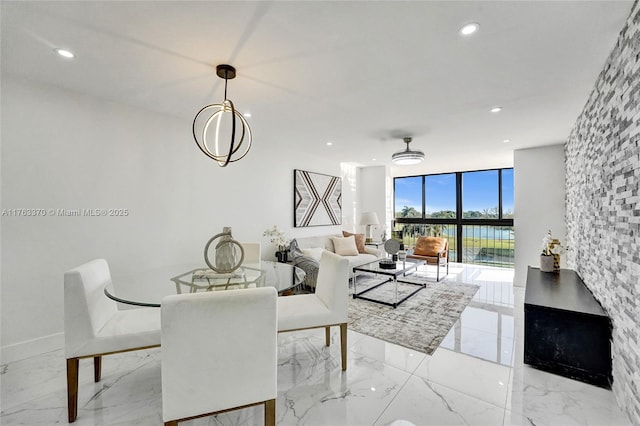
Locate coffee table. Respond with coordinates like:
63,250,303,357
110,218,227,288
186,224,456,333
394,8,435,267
352,259,426,308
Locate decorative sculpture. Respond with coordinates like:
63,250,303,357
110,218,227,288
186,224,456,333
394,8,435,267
204,227,244,273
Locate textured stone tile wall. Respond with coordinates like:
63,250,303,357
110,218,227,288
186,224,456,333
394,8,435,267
565,2,640,422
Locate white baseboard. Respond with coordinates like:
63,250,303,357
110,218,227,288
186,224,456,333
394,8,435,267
1,333,64,364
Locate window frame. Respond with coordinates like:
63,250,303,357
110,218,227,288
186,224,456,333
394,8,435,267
393,167,514,262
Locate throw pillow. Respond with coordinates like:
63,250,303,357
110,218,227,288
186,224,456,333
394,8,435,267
331,235,359,256
414,237,447,256
301,247,325,261
342,231,366,253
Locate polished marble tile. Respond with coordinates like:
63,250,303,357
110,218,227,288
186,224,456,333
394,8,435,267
0,264,631,426
415,348,511,408
373,375,506,426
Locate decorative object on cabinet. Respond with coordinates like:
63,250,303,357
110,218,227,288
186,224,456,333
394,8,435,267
540,230,565,272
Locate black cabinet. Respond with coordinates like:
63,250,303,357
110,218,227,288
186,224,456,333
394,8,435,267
524,267,612,389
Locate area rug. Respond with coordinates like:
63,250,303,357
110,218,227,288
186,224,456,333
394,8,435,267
348,274,479,355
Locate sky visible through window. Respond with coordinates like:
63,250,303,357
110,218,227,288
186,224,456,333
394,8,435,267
463,170,498,215
425,174,455,216
395,169,514,217
394,176,421,215
502,169,514,217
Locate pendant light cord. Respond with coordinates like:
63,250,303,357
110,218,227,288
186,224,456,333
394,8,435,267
224,70,228,100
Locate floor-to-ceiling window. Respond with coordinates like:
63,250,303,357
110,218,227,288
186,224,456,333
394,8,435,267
393,168,514,267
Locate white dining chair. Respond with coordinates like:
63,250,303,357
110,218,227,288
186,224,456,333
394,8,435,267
277,251,350,370
161,287,277,426
64,259,161,423
241,242,261,266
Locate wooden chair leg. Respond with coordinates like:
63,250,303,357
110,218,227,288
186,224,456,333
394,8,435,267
325,326,331,346
94,356,102,382
340,323,347,371
265,398,276,426
66,358,79,423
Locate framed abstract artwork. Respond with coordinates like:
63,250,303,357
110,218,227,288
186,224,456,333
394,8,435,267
294,169,342,227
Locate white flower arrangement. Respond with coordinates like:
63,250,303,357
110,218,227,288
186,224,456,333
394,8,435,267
263,225,291,251
541,230,565,256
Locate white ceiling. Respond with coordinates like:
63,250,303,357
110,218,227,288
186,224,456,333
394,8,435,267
1,1,633,175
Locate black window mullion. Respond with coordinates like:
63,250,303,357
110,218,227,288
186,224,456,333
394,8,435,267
456,172,463,263
422,175,426,219
498,169,503,219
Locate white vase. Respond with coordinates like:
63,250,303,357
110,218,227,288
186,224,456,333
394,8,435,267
540,255,554,272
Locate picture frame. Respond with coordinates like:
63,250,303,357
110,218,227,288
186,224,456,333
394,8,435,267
294,169,342,227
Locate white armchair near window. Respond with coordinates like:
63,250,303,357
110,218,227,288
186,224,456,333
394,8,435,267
64,259,161,423
277,251,350,370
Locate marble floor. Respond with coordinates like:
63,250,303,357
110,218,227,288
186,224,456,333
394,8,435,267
0,264,630,425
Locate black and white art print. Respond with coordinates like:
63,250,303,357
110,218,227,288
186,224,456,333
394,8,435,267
294,169,342,227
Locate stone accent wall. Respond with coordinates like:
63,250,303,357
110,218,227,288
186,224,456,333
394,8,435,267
565,1,639,422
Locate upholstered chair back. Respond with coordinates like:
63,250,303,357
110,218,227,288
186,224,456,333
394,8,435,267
161,287,278,423
413,236,448,258
314,251,350,322
64,259,118,358
240,242,261,265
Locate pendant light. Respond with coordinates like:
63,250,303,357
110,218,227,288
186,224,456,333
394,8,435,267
392,137,424,165
192,64,252,167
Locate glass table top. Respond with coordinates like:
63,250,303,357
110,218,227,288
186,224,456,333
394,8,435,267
104,260,305,307
352,258,425,277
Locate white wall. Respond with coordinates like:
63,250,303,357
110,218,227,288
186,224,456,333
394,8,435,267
1,76,344,361
513,144,566,286
357,166,389,239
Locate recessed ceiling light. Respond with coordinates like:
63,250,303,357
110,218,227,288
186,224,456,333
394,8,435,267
459,22,479,36
372,158,377,161
243,112,252,118
503,139,511,143
54,48,75,59
326,141,333,146
490,107,502,113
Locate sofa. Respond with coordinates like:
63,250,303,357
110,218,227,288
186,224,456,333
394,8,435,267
290,233,383,289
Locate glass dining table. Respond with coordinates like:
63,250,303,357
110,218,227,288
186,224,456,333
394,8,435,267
104,260,306,308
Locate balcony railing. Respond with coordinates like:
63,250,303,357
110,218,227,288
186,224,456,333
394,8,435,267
392,223,514,268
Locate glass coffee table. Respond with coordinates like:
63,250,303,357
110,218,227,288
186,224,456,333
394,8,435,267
352,259,426,308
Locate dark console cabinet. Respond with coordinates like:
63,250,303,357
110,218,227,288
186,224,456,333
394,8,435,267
524,267,612,389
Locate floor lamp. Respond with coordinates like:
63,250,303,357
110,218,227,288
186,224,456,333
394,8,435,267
359,212,380,243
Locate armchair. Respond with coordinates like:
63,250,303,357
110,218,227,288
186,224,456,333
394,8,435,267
407,236,449,282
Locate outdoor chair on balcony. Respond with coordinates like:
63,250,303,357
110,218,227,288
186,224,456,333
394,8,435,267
407,236,449,282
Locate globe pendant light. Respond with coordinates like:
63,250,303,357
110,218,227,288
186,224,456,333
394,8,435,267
392,137,424,165
192,64,252,167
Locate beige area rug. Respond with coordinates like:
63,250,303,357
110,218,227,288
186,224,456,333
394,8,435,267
348,274,479,355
